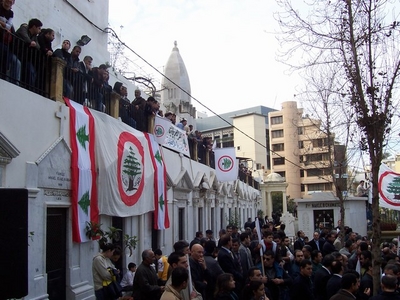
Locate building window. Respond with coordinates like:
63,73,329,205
273,157,285,165
271,130,284,138
272,143,285,152
307,169,323,177
298,141,304,149
298,127,304,135
301,184,305,192
271,116,283,125
277,171,285,178
300,169,304,177
308,183,332,191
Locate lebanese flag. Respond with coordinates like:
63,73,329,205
65,98,99,243
379,163,400,210
145,133,170,230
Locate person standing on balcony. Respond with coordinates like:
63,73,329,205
53,39,71,61
356,180,369,197
0,0,21,85
16,18,42,88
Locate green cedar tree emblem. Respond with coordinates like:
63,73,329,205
155,126,164,136
155,150,162,164
79,190,90,215
76,125,89,150
387,176,400,200
123,146,142,191
221,158,232,170
159,194,164,211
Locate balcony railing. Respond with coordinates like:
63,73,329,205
0,30,260,190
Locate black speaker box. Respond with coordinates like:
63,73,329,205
0,188,28,299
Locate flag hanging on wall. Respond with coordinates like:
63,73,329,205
145,133,170,230
214,147,238,182
65,98,99,243
92,110,155,217
379,163,400,210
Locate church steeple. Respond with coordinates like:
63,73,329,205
160,41,194,122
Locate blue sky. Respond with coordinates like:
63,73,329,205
108,0,301,116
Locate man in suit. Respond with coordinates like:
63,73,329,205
217,234,243,295
330,273,360,300
313,254,334,300
189,244,210,299
239,232,254,279
326,261,343,299
322,232,337,256
294,230,306,251
308,232,325,252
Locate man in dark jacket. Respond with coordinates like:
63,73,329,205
313,254,334,300
290,259,315,300
370,275,400,300
330,273,359,300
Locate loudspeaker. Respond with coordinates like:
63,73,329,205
0,188,28,299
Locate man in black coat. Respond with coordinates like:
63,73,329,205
189,244,211,299
290,259,315,300
313,254,334,300
217,234,244,295
326,261,343,299
308,231,325,252
370,275,400,300
322,232,337,256
294,230,306,251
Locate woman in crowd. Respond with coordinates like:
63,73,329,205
214,273,239,300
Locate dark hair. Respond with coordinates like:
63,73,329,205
249,280,263,294
300,259,312,269
302,245,312,252
248,266,260,278
171,267,188,287
215,273,234,296
311,250,321,261
382,275,397,290
113,248,121,256
100,243,115,252
359,242,368,251
240,232,250,242
297,230,303,237
232,238,240,245
154,249,162,256
168,251,186,266
322,254,335,268
113,82,123,94
384,264,399,275
173,240,189,253
28,18,43,29
360,250,372,261
206,229,213,235
72,45,81,51
345,239,353,248
128,262,136,270
341,273,358,289
263,231,273,238
331,261,343,274
204,240,217,254
219,234,232,247
41,28,54,35
195,231,203,238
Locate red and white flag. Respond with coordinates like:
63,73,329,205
65,98,99,243
379,163,400,210
92,110,155,217
145,133,170,230
214,147,238,182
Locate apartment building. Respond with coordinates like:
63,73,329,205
269,101,338,199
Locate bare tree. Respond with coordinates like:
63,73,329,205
275,0,400,293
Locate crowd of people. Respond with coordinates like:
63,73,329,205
91,220,400,300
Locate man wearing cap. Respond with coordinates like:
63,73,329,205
357,180,369,197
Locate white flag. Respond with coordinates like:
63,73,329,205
92,110,155,217
154,115,172,145
379,163,400,210
214,147,238,182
